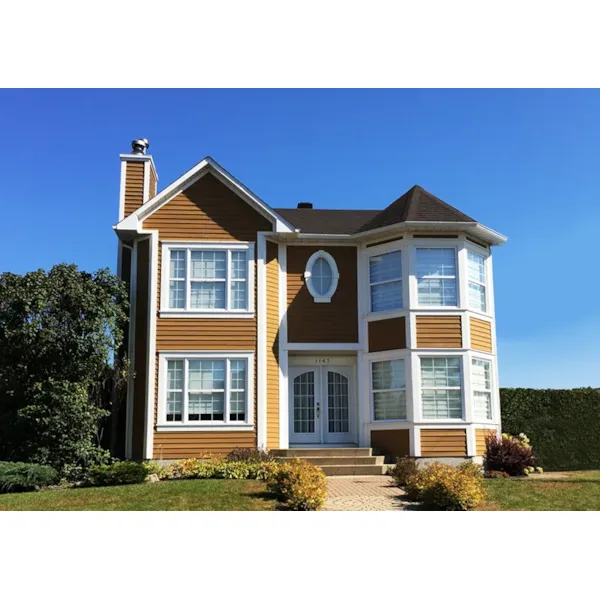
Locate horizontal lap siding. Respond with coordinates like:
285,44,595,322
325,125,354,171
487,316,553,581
371,429,410,459
287,245,358,343
416,315,462,348
420,429,467,457
149,167,157,199
475,428,495,456
470,317,492,353
124,161,145,217
266,242,280,449
368,317,406,352
142,173,271,459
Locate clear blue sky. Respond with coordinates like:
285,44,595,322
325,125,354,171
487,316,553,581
1,89,598,389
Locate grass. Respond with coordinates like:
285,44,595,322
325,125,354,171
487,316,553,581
0,479,277,511
479,471,600,511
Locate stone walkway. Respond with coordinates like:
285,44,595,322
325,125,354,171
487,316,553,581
324,475,413,511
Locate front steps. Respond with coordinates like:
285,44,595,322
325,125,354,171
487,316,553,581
271,448,388,476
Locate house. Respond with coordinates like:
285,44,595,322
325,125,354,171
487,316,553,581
114,139,507,473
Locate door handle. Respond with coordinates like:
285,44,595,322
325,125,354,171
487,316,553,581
316,402,320,417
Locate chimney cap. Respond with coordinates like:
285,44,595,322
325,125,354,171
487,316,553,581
297,202,313,209
131,138,150,155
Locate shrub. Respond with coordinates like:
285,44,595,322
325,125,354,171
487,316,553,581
87,461,149,486
404,461,485,510
389,457,418,486
0,461,60,493
164,458,280,481
485,432,536,476
485,470,510,479
226,447,276,463
266,459,327,510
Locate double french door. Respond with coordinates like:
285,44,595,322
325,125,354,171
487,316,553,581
289,365,356,445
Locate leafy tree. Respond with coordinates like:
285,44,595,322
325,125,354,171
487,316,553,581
0,264,128,477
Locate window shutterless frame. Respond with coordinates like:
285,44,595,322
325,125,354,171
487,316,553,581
157,351,255,431
304,250,339,303
160,242,255,317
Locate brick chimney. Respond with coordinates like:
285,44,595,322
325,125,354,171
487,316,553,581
118,138,159,220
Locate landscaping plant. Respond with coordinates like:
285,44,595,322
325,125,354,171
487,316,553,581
485,432,536,476
389,456,418,486
226,447,276,463
266,458,327,511
0,461,60,493
86,461,150,487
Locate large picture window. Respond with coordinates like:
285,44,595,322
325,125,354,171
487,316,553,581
472,358,492,420
416,248,457,306
420,357,462,419
371,359,406,420
163,244,253,315
162,355,252,426
467,250,487,312
369,250,403,312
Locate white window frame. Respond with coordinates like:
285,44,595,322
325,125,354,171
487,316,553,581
414,245,459,308
160,242,255,318
370,357,408,422
471,356,493,421
465,242,490,316
304,250,339,303
157,351,255,431
368,249,403,313
419,355,464,420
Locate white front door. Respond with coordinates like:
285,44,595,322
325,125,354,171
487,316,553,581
289,365,355,445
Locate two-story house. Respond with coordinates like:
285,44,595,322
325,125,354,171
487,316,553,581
114,139,507,473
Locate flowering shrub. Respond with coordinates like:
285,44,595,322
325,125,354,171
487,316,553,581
389,457,418,486
485,432,536,476
266,459,327,511
162,457,280,481
484,470,510,479
226,447,276,463
404,461,485,510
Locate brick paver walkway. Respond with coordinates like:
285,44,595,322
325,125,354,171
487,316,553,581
324,475,412,511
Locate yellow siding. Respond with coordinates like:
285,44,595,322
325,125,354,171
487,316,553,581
416,315,462,348
124,161,144,217
475,428,496,456
420,429,467,457
470,317,493,353
266,242,280,449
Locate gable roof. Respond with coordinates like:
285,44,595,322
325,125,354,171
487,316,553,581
274,208,380,235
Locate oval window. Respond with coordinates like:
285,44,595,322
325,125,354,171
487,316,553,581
304,251,339,303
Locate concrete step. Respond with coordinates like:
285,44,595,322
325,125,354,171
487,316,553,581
279,455,385,466
271,448,372,458
321,464,389,476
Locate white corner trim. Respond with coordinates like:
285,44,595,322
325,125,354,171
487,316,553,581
304,249,340,303
118,160,127,222
278,243,289,449
125,241,138,460
143,159,151,204
256,232,268,449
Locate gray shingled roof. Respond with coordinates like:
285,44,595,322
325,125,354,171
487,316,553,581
275,185,475,234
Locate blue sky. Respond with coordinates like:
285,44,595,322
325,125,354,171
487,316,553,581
1,89,598,389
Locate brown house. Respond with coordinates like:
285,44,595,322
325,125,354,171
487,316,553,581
114,139,507,473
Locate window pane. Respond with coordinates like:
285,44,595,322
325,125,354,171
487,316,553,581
169,281,185,309
166,391,183,421
421,357,462,419
230,281,247,310
468,251,486,284
471,359,491,391
369,251,402,284
422,389,462,419
474,391,492,420
371,280,403,312
230,359,246,390
468,282,486,312
372,359,405,390
231,251,247,279
190,251,226,279
167,360,184,389
190,282,226,309
421,357,461,387
230,391,246,421
417,278,457,306
188,360,225,390
188,392,224,421
416,248,456,278
169,250,186,278
311,257,333,295
374,391,407,420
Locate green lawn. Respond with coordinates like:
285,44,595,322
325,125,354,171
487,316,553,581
480,471,600,511
0,479,277,511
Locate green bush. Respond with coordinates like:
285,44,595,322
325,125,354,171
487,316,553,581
404,461,485,510
266,459,327,511
87,461,149,486
164,458,279,481
501,387,600,471
389,457,418,486
226,447,276,463
0,461,60,493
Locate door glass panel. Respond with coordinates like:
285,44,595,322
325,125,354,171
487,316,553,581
293,371,315,434
327,371,349,433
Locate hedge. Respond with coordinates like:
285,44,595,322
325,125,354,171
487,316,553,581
500,388,600,471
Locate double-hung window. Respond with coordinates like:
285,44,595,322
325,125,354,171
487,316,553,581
467,250,487,312
369,250,403,312
416,248,457,306
163,355,252,426
420,357,463,419
472,358,492,420
371,359,406,420
164,244,253,314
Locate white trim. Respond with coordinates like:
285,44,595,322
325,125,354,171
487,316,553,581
278,243,289,449
304,250,340,303
159,241,255,317
125,241,138,460
143,160,151,204
285,342,361,351
256,232,268,449
118,160,127,222
156,351,255,430
143,231,159,459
